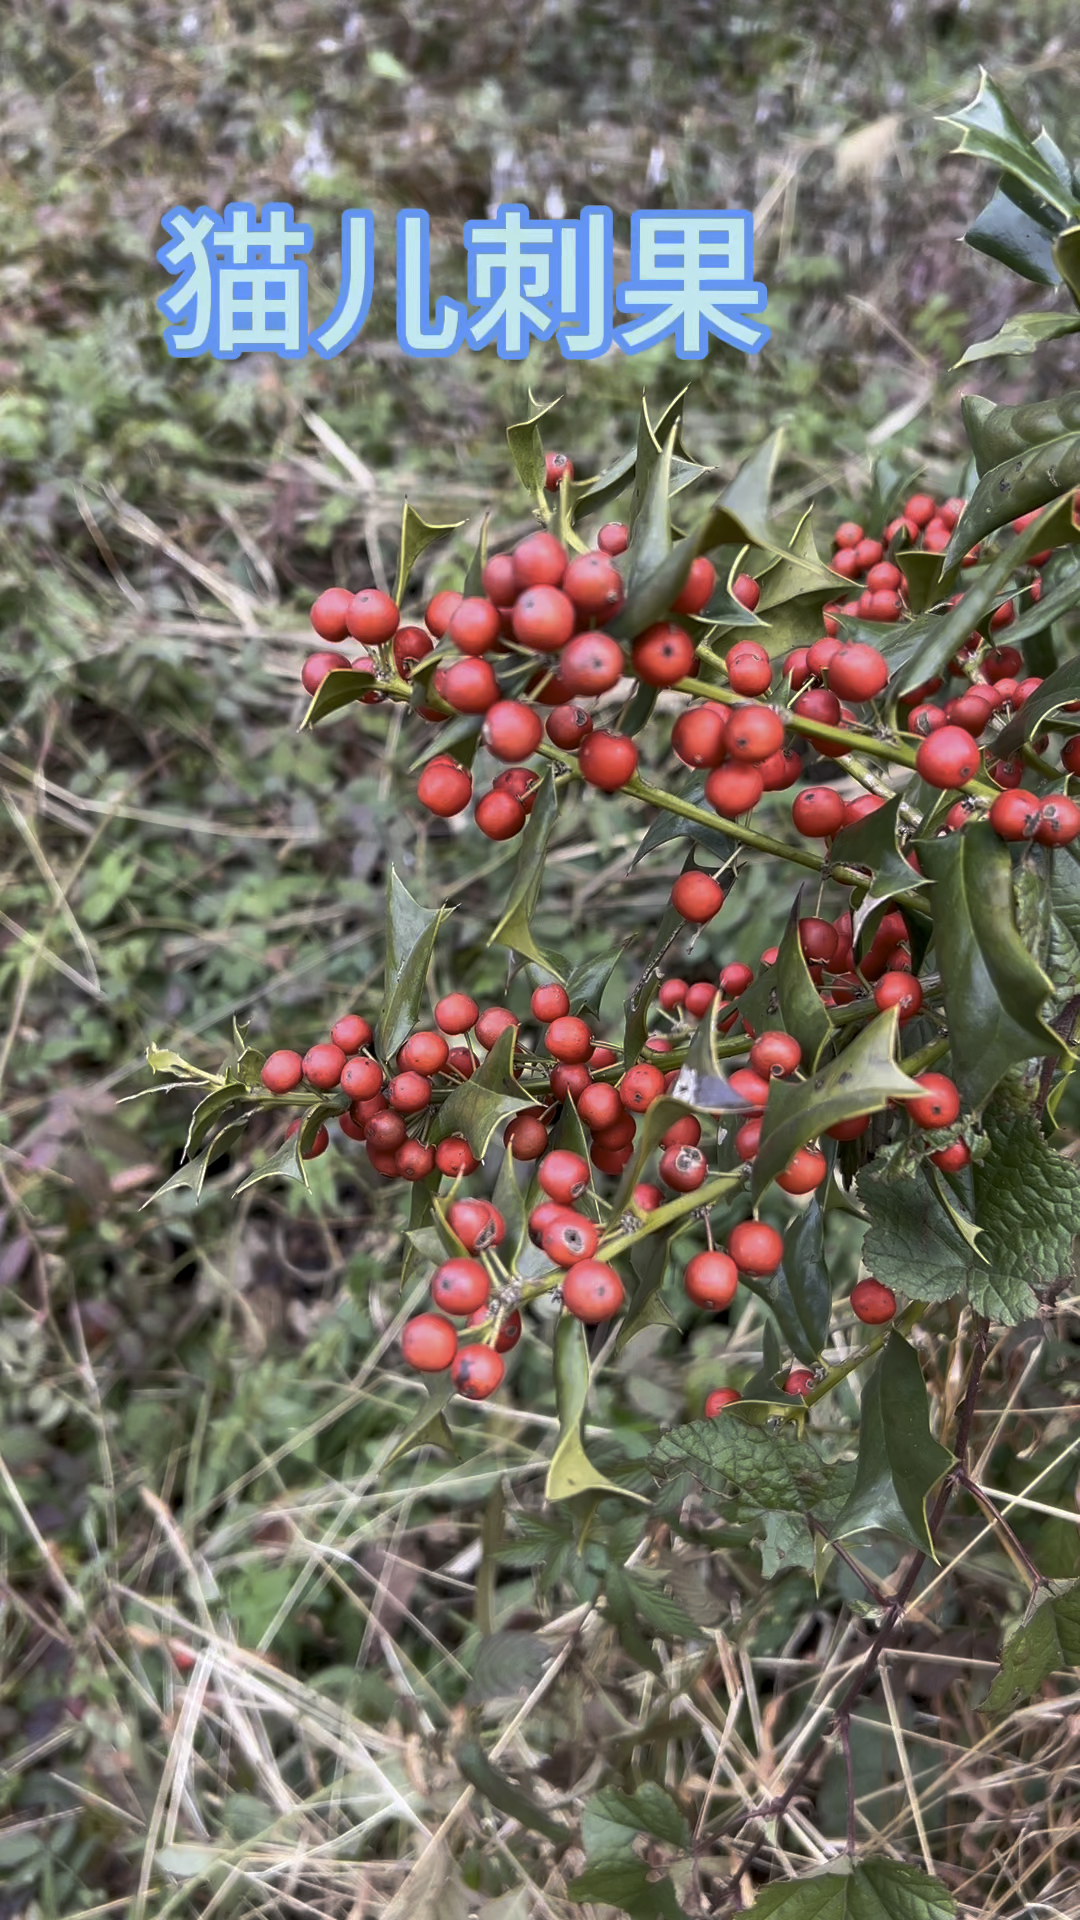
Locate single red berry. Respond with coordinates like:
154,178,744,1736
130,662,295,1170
727,640,771,695
302,1043,346,1091
310,586,354,642
1057,735,1080,777
850,1278,897,1325
662,1114,701,1150
544,1015,593,1063
915,726,981,789
512,530,567,590
705,1386,742,1416
432,1258,490,1316
401,1313,458,1372
345,588,399,644
466,1306,522,1351
417,756,472,818
395,1139,435,1181
301,651,348,695
631,622,696,687
725,703,784,764
720,962,754,995
659,1143,708,1191
481,554,518,607
433,657,500,714
546,702,594,749
531,983,570,1023
559,631,625,696
425,589,463,637
512,586,576,653
561,1259,625,1321
447,1051,476,1079
750,1031,802,1078
874,972,924,1021
474,1006,519,1050
827,1112,871,1141
261,1049,304,1094
727,1067,771,1109
475,788,528,841
632,1182,664,1212
451,1344,506,1398
798,918,838,965
685,982,717,1019
946,689,996,736
285,1117,330,1159
672,702,729,769
448,1197,505,1252
783,1367,816,1396
671,556,717,615
833,521,863,549
577,1081,623,1131
671,871,725,923
735,1117,762,1161
435,1135,479,1177
331,1014,373,1054
705,761,764,818
732,573,760,611
579,729,638,791
365,1108,407,1151
388,1070,433,1114
619,1063,666,1112
831,548,861,580
597,522,629,555
930,1139,971,1173
492,766,541,813
445,595,501,656
727,1219,783,1275
657,977,688,1012
907,1072,961,1129
481,699,543,763
562,551,625,618
853,538,884,571
544,450,573,490
435,993,479,1035
826,644,889,703
504,1110,549,1160
684,1251,738,1309
550,1061,592,1103
392,624,434,678
542,1212,601,1268
776,1145,827,1194
538,1149,590,1203
791,787,845,838
398,1030,449,1076
1034,796,1080,847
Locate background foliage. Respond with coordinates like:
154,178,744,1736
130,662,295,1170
2,3,1080,1915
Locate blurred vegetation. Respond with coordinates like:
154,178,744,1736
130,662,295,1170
2,2,1080,1915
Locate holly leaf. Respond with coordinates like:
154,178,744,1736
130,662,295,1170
829,795,928,942
376,867,449,1063
487,769,567,977
430,1024,533,1160
740,1197,832,1367
566,945,624,1024
747,1856,955,1919
956,311,1080,366
392,502,465,608
995,641,1080,755
383,1373,459,1466
774,894,834,1067
940,72,1077,226
983,1579,1080,1715
832,1334,953,1555
751,1009,921,1201
506,397,563,503
546,1313,648,1504
918,825,1060,1111
145,1123,249,1206
943,445,1080,570
627,773,739,871
963,187,1062,287
301,665,384,728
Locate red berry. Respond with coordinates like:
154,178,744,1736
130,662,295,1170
435,1135,479,1177
727,640,771,695
873,972,923,1021
660,1143,708,1191
776,1145,827,1194
850,1278,897,1325
544,450,573,490
310,586,354,642
542,1211,601,1268
597,521,629,554
559,631,625,695
447,1197,505,1252
791,787,845,838
392,625,434,678
531,983,570,1022
261,1049,304,1094
915,726,981,789
561,1259,625,1321
446,1047,476,1078
302,651,347,695
401,1313,458,1372
783,1368,816,1396
827,1112,871,1141
435,993,479,1034
417,756,473,817
387,1070,433,1114
930,1139,971,1173
671,871,725,923
512,583,577,653
727,1219,783,1275
544,1015,593,1063
577,1082,623,1131
672,702,729,769
705,1387,742,1416
399,1030,450,1075
445,596,500,656
365,1108,406,1151
285,1117,330,1159
538,1149,590,1203
732,573,760,611
302,1043,346,1091
345,588,399,645
475,788,528,840
684,1251,738,1308
395,1139,435,1181
504,1110,549,1160
750,1031,802,1078
474,1006,519,1050
451,1344,506,1398
705,762,764,818
466,1305,522,1351
492,766,540,813
331,1014,373,1054
735,1117,762,1161
720,962,754,995
619,1063,666,1112
481,554,518,607
671,556,717,615
725,703,784,764
631,622,696,687
432,1258,490,1316
546,702,594,748
562,551,625,618
826,644,889,703
579,729,638,791
434,657,500,714
685,982,717,1019
512,530,567,590
988,790,1041,842
425,589,463,637
1034,796,1080,847
833,521,863,549
907,1072,961,1129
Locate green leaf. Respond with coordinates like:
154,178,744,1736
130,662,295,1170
943,446,1080,571
233,1125,307,1195
956,310,1080,366
832,1334,952,1554
995,641,1080,755
392,502,465,608
651,1410,845,1573
829,794,928,941
570,1784,690,1920
383,1373,459,1466
700,428,783,552
376,867,449,1062
431,1024,533,1159
961,389,1080,474
613,424,678,635
146,1045,207,1079
627,773,739,871
963,187,1063,286
747,1856,955,1919
894,547,943,616
185,1083,246,1158
940,72,1077,226
983,1579,1080,1715
918,825,1060,1111
774,894,834,1067
487,769,567,977
1054,226,1080,309
615,1222,676,1352
144,1124,246,1205
567,443,637,517
465,1631,550,1703
300,664,383,728
454,1741,567,1845
741,1197,832,1368
992,540,1080,661
546,1313,648,1504
751,1009,921,1201
506,398,563,503
567,946,624,1023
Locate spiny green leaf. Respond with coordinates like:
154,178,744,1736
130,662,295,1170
995,639,1080,754
956,311,1080,366
984,1579,1080,1715
829,795,928,941
300,665,383,728
506,397,563,502
774,893,834,1067
963,186,1063,287
918,825,1060,1111
751,1009,921,1201
741,1197,832,1367
487,768,567,977
832,1333,953,1554
944,446,1080,570
940,72,1077,226
546,1313,648,1504
430,1023,533,1159
376,867,449,1062
383,1373,459,1466
392,502,465,608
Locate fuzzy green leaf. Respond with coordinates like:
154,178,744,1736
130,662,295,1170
983,1580,1080,1715
748,1857,955,1919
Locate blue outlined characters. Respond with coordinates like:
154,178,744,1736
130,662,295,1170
396,211,467,358
157,202,314,359
463,204,561,360
310,211,376,358
615,211,769,358
556,206,614,360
